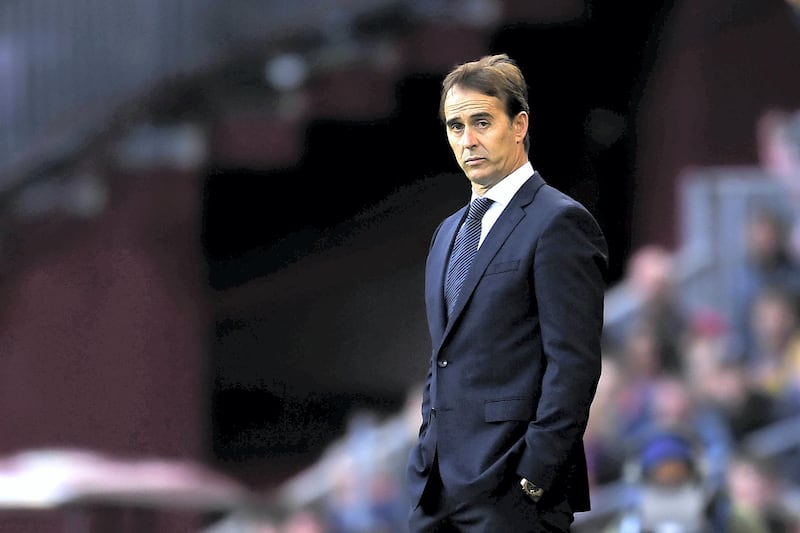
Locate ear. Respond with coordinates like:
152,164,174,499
513,112,529,144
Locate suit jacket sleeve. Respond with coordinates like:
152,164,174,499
516,203,608,490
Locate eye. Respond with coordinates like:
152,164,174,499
449,123,464,133
476,119,490,129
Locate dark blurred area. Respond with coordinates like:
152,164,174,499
1,0,800,531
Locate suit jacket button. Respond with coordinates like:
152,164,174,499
437,360,448,368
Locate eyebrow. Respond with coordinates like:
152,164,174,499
446,111,493,127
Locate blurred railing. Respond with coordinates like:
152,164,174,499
676,166,791,323
0,0,406,195
604,166,791,334
0,0,206,191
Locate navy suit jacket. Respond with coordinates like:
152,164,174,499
407,171,608,512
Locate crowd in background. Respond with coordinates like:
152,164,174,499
204,109,800,533
592,108,800,532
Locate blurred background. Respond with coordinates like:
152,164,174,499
1,0,800,531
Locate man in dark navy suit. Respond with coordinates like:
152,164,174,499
406,54,609,532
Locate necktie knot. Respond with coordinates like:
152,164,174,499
467,197,494,220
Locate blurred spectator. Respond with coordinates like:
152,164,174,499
648,375,734,494
747,286,800,403
611,320,672,443
585,355,627,486
681,309,782,455
756,108,800,262
742,285,800,485
690,353,780,449
732,204,800,361
680,309,732,395
603,429,726,533
321,409,409,533
324,456,407,533
757,109,800,183
316,384,422,533
724,450,799,533
604,245,688,374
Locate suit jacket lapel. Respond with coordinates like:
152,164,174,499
429,205,468,342
441,174,546,339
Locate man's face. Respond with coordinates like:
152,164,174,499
443,85,528,192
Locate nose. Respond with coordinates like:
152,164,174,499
460,126,478,149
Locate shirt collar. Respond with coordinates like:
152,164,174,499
471,161,534,207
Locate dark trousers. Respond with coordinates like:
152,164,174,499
409,457,574,533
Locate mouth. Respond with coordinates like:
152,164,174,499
464,157,485,166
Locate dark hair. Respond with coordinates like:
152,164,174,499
640,431,696,475
439,53,531,152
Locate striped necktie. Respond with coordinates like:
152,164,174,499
444,196,494,317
